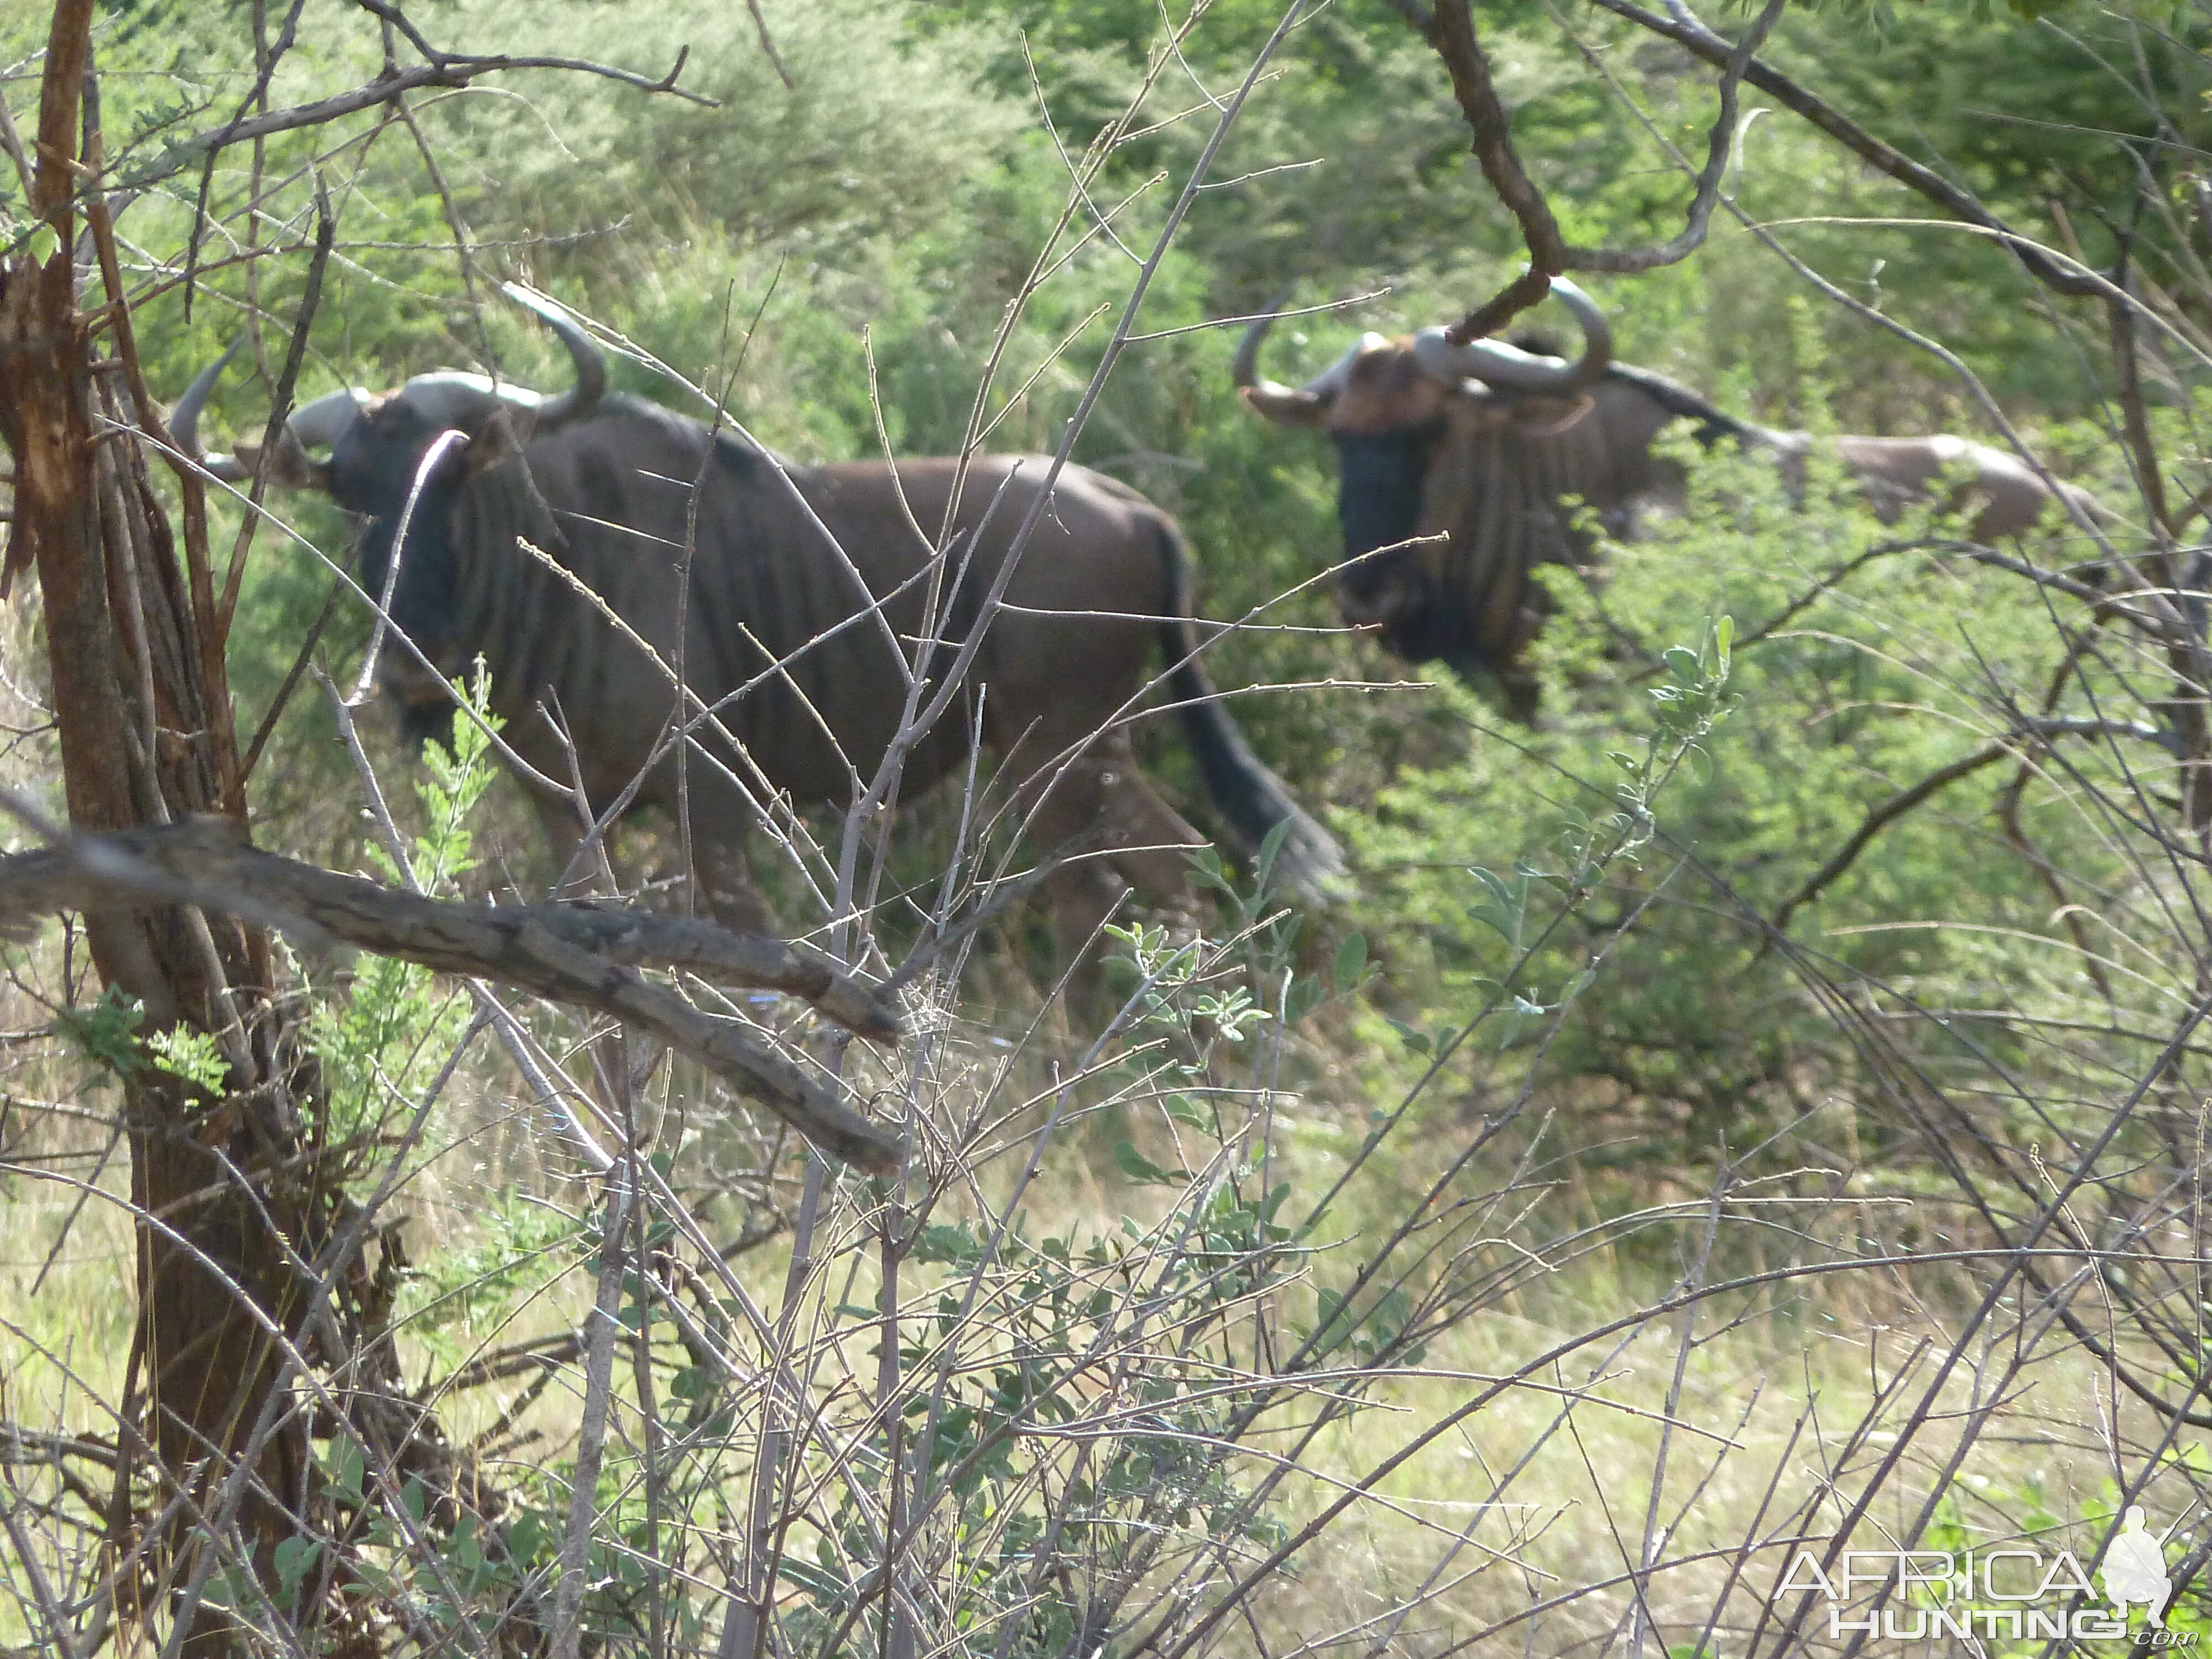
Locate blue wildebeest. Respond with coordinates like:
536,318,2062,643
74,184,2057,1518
176,288,1340,967
1236,278,2100,719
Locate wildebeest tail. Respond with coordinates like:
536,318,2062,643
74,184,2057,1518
1154,521,1346,904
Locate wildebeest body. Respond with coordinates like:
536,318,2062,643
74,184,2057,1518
1237,279,2103,719
367,395,1179,822
199,322,1343,967
177,289,1340,968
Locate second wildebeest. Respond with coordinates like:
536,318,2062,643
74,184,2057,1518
176,286,1341,967
1237,277,2103,720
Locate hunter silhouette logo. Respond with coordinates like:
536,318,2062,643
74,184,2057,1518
2101,1506,2184,1630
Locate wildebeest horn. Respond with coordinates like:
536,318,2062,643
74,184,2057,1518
171,338,253,482
390,285,608,432
1230,291,1293,394
1233,293,1373,426
172,340,363,489
503,283,606,426
288,387,373,446
1411,276,1613,394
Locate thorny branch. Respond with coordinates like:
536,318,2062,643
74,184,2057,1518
79,41,713,219
1584,0,2103,300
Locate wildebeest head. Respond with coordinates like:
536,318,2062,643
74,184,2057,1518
1234,278,1614,671
172,284,607,736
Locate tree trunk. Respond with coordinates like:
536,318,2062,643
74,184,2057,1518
0,7,321,1651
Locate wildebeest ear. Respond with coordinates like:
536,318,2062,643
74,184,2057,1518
461,406,534,472
1239,384,1331,427
229,439,333,494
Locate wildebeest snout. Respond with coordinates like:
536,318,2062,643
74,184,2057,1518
1337,546,1431,655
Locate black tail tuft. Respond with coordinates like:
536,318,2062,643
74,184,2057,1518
397,693,460,754
1154,523,1345,905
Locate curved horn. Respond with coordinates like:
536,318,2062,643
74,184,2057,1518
286,386,371,448
1412,276,1613,394
170,339,253,482
1234,293,1369,426
389,286,608,431
1231,290,1293,394
173,343,365,491
392,372,513,430
502,282,606,426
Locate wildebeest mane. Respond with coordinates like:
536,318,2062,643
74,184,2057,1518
1416,368,1733,690
589,390,781,478
375,397,815,784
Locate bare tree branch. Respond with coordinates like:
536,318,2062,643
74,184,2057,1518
137,45,712,197
1405,0,2100,342
0,818,907,1172
1771,717,2182,935
1407,0,1781,341
1576,0,2101,298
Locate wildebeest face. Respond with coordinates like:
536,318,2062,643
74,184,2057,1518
325,396,473,723
1249,342,1451,654
1331,423,1442,654
170,282,606,743
1233,280,1615,667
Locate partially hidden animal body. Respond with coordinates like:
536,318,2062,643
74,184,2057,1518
175,285,1340,970
1236,278,2103,719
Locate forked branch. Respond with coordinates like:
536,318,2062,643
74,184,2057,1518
1408,0,1783,342
1404,0,2097,342
1580,0,2099,299
1770,717,2178,936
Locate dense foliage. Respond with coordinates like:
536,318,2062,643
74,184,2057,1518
36,0,2160,1146
6,0,2211,1652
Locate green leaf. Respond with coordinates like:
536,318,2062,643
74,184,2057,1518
1384,1016,1431,1056
508,1510,548,1564
273,1536,319,1610
147,1025,228,1093
1253,815,1293,891
670,1364,713,1401
1333,931,1368,993
322,1436,366,1505
448,1513,483,1575
912,1222,982,1265
53,987,145,1082
1114,1139,1185,1186
1163,1093,1209,1130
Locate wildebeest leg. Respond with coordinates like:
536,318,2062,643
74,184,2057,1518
533,793,609,900
1016,730,1207,981
532,786,776,936
690,821,779,938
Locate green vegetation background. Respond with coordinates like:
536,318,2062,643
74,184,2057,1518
9,0,2187,1170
